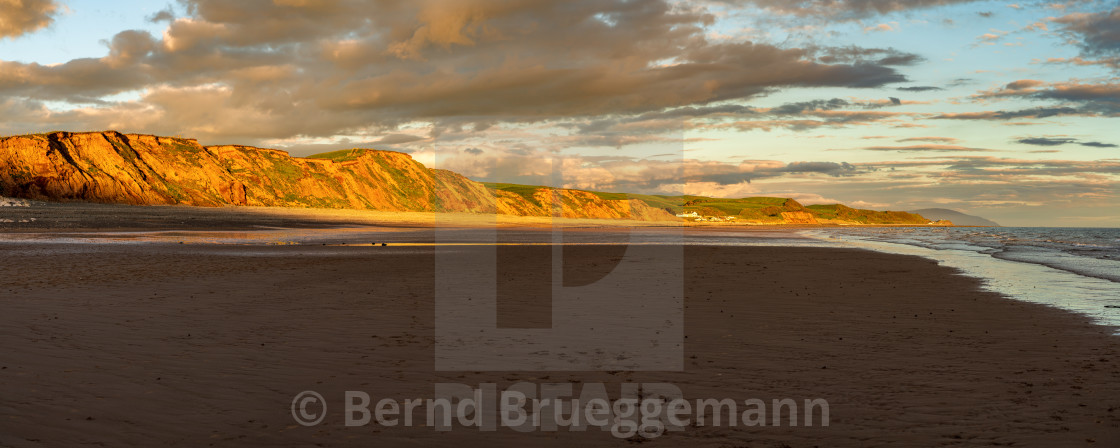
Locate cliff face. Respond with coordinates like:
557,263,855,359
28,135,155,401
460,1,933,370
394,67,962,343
0,131,940,225
493,188,672,221
0,131,672,220
806,204,930,225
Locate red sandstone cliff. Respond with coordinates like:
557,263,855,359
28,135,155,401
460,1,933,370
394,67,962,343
0,131,673,221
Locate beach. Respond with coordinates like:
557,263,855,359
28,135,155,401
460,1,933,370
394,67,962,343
1,207,1118,446
7,0,1119,445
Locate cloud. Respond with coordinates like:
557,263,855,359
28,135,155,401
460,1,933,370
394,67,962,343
933,106,1085,120
1017,137,1076,146
864,23,898,33
0,0,914,144
783,161,860,175
705,106,914,132
0,0,59,39
859,144,992,152
974,31,1008,46
147,8,176,23
430,142,873,194
712,0,985,20
1053,7,1120,59
969,79,1120,116
1041,56,1120,70
1017,136,1118,148
814,46,924,66
767,98,850,115
897,85,944,92
898,136,960,143
373,134,426,145
571,96,919,139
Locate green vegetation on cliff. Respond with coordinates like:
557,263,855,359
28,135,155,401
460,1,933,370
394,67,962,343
807,204,928,224
483,183,936,225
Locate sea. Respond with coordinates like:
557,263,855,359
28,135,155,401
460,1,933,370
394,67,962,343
1,224,1118,333
800,227,1120,334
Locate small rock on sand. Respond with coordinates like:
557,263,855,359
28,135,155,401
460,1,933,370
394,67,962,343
0,196,31,207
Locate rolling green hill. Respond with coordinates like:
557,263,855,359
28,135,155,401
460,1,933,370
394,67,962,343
486,184,937,225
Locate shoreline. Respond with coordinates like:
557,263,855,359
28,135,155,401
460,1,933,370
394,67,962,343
0,242,1117,446
807,228,1120,334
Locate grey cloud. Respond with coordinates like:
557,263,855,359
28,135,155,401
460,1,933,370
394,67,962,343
1054,7,1120,58
871,156,1120,177
147,8,176,23
1080,141,1119,148
1033,84,1120,115
898,136,959,143
971,80,1120,117
446,147,870,192
374,134,426,145
769,98,851,115
860,144,992,152
933,107,1084,120
783,161,860,176
897,86,944,92
1017,137,1077,146
637,104,757,120
1017,137,1118,148
576,96,910,139
815,46,924,66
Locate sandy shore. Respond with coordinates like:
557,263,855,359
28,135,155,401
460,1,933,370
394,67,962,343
0,202,686,231
1,238,1117,447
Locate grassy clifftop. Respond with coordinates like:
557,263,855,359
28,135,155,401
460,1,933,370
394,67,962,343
487,184,936,225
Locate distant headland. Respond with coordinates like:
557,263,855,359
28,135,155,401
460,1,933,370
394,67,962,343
0,131,960,226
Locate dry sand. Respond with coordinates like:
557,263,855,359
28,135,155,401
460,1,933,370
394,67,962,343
1,238,1118,447
0,202,684,231
0,202,954,232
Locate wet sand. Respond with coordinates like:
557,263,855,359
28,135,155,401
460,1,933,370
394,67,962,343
1,239,1118,447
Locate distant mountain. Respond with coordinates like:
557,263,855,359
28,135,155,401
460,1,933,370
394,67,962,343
910,208,1000,227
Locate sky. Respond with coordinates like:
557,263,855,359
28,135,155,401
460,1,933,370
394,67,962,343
1,0,1118,226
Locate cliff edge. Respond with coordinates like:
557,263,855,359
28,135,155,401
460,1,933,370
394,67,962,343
0,131,671,221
